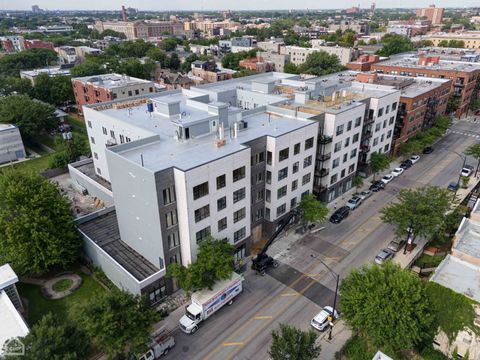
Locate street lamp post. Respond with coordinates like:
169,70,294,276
310,254,340,341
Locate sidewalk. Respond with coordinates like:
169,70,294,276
318,321,352,360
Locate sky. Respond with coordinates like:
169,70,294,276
0,0,478,11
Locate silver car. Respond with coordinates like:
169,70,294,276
374,249,394,264
346,196,362,210
358,190,372,200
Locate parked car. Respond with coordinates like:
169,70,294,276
391,167,404,177
409,155,420,164
369,180,385,192
374,249,394,265
358,190,372,200
387,239,406,252
423,146,434,154
400,160,413,169
330,207,350,224
462,167,473,177
346,196,362,210
447,182,459,191
311,306,339,332
381,174,394,184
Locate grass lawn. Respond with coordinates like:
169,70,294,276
17,272,108,326
414,253,445,268
36,133,59,151
52,278,74,292
67,115,87,133
0,153,55,174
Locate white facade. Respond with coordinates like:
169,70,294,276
280,45,353,65
0,124,25,165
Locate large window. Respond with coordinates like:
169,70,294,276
162,187,176,205
168,232,179,249
276,204,286,217
305,137,314,150
336,124,344,136
302,174,311,185
266,170,271,184
234,227,246,243
303,155,312,168
233,166,246,182
293,162,299,174
334,142,342,153
193,182,209,200
165,210,178,228
233,187,246,203
277,185,287,199
194,205,210,223
294,143,301,155
278,167,288,181
196,226,211,243
217,196,227,211
233,208,246,223
279,148,289,161
216,175,226,189
218,217,227,231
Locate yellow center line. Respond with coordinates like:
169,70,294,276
222,342,243,347
280,292,299,297
253,315,273,319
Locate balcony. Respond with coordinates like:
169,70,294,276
363,117,375,126
318,135,333,145
315,168,330,178
360,144,370,153
318,152,331,161
313,184,328,193
362,130,372,138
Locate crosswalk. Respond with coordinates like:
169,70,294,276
457,117,480,124
446,129,480,139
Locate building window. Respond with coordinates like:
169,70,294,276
94,152,98,160
169,253,180,264
216,175,226,189
254,208,264,221
87,120,92,128
110,130,115,138
252,152,265,165
291,197,297,208
336,124,344,136
279,148,289,161
168,232,179,249
348,164,355,173
233,187,246,203
294,143,301,155
96,167,101,174
234,208,246,223
332,158,340,168
218,217,227,231
305,137,314,150
347,121,352,131
90,136,95,144
277,185,287,199
386,105,390,114
352,133,359,143
292,180,298,191
344,137,350,147
384,144,390,152
355,117,362,127
267,151,272,165
350,149,357,158
217,196,227,211
265,208,270,220
256,189,264,202
373,138,379,146
302,173,311,185
392,102,397,110
193,182,209,200
375,123,381,132
165,210,178,228
343,153,348,163
196,226,211,243
266,171,271,184
233,166,246,182
378,108,384,117
120,135,125,144
293,162,299,174
303,155,312,168
194,205,210,223
334,142,342,153
266,189,271,202
163,187,176,205
341,169,346,178
102,127,107,135
301,191,309,199
276,204,286,217
234,227,246,243
331,174,337,184
278,167,288,181
387,130,392,139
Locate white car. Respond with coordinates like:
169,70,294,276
311,306,339,332
461,167,473,177
409,155,420,164
358,190,372,200
381,174,394,184
391,167,404,177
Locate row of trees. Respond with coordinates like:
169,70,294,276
376,33,415,57
283,51,346,76
0,48,58,77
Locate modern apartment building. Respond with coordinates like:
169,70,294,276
72,74,156,114
20,66,71,85
371,54,480,118
279,45,354,66
416,5,444,25
0,124,25,165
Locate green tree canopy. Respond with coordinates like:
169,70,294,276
340,262,432,351
0,94,59,141
298,193,328,225
105,40,155,58
221,50,257,70
465,143,480,177
77,290,156,358
168,237,235,293
268,323,321,360
376,34,414,56
49,133,90,169
0,48,58,76
9,313,89,360
380,185,453,241
0,170,81,275
160,38,178,52
33,73,74,106
369,152,390,180
101,29,127,39
298,51,345,76
284,62,300,74
0,76,33,97
70,60,107,77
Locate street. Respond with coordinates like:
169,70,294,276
163,119,480,360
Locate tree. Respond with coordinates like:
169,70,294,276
70,60,106,77
0,48,58,76
0,94,59,141
9,313,89,360
298,51,345,76
116,59,152,80
0,76,33,96
78,290,156,359
49,134,90,169
380,186,453,242
447,95,460,114
352,175,363,192
464,143,480,177
283,62,299,74
167,53,180,70
400,139,423,158
369,152,390,180
461,175,470,189
33,73,74,106
168,237,235,293
298,193,328,226
221,50,257,70
376,34,414,56
101,29,127,39
160,38,178,52
340,262,432,351
0,170,81,275
268,323,321,360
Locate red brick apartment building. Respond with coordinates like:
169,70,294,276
355,72,451,155
371,55,480,118
72,74,156,113
346,55,382,71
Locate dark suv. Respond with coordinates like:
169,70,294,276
330,206,350,224
369,180,385,192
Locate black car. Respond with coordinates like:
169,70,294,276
330,206,350,224
400,159,413,169
423,146,434,154
369,180,385,192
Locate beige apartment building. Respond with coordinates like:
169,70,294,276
416,5,444,25
425,32,480,49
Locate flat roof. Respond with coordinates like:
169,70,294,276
72,73,153,88
374,54,480,73
20,67,71,77
431,255,480,303
454,218,480,259
374,75,450,98
0,291,29,355
0,264,18,290
78,210,159,281
372,351,394,360
0,124,17,132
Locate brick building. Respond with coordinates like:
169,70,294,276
72,74,156,113
416,5,444,25
371,55,480,118
190,61,233,83
346,55,382,71
239,57,274,73
0,36,54,53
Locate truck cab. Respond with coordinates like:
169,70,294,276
179,303,203,334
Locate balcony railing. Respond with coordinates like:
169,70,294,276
318,135,333,144
318,152,331,161
313,184,328,193
315,168,330,178
360,144,370,152
362,130,372,138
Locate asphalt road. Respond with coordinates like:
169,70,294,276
164,119,480,360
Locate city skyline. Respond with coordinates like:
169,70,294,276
1,0,479,11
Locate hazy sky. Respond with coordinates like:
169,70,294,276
0,0,478,11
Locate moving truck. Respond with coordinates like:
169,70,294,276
138,326,175,359
179,272,243,334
